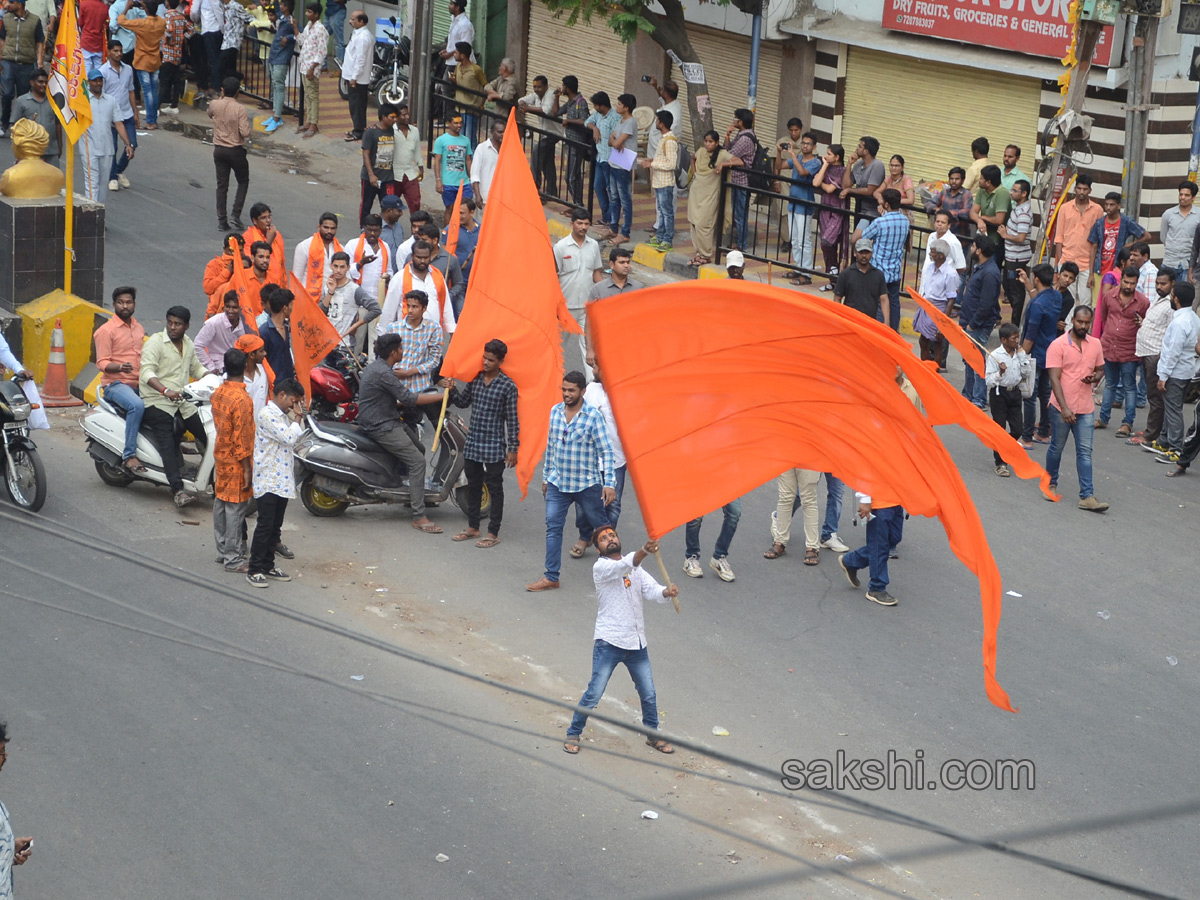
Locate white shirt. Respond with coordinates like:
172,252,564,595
518,90,563,137
245,366,268,418
984,345,1027,390
198,0,223,33
584,382,625,468
928,229,966,271
392,123,421,181
553,234,603,310
379,265,457,335
592,552,668,650
291,236,338,285
469,139,501,203
444,12,474,66
343,25,373,84
647,98,682,159
344,236,389,299
919,258,959,304
393,234,416,273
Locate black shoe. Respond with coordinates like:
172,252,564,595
838,554,860,588
218,219,231,231
265,567,291,581
275,542,295,560
231,218,245,231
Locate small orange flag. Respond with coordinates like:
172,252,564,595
287,272,342,399
590,281,1055,713
226,237,259,336
440,108,581,497
908,287,986,377
444,182,464,255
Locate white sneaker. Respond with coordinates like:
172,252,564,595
820,532,850,552
108,179,119,191
709,556,735,582
118,174,130,188
683,556,703,578
163,106,179,115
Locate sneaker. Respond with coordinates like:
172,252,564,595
173,490,195,508
162,106,179,115
682,556,703,578
865,589,898,606
646,236,661,247
263,116,281,133
838,554,860,587
0,126,7,138
1144,441,1170,455
117,174,131,188
709,556,735,582
108,178,119,191
275,542,295,560
657,243,672,252
265,567,291,581
246,573,269,588
995,464,1011,477
1078,496,1110,512
820,533,850,552
231,218,245,231
1156,451,1180,464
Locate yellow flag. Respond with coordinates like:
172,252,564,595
49,0,93,144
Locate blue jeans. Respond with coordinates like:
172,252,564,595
842,505,904,592
1100,359,1138,426
684,499,741,559
821,474,844,542
102,381,145,461
1022,365,1052,440
886,280,901,332
575,464,624,533
136,69,159,125
544,482,609,582
961,324,993,407
567,639,658,738
462,112,478,151
731,184,749,250
270,62,288,118
607,165,633,237
1046,406,1095,499
110,116,137,179
1119,359,1147,407
1160,263,1187,282
326,2,347,62
654,186,675,245
594,161,614,228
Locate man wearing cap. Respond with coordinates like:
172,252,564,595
380,195,405,262
12,68,59,163
235,332,271,416
0,0,44,138
726,250,746,280
82,67,133,203
834,238,889,326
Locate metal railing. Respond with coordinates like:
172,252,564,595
233,30,305,117
426,78,596,217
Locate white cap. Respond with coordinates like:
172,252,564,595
725,250,745,268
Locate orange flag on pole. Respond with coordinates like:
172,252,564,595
444,182,464,255
226,237,259,336
908,287,986,376
287,272,342,399
439,108,581,497
590,282,1057,713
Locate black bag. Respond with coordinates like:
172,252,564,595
745,136,773,191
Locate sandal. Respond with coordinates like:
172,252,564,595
452,530,478,542
411,520,443,534
563,736,581,754
646,736,675,754
124,457,147,473
475,537,501,548
804,548,819,566
568,541,588,558
763,542,786,560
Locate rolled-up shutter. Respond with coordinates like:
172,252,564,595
526,4,628,104
840,47,1040,188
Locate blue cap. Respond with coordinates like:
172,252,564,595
87,68,103,80
380,196,403,210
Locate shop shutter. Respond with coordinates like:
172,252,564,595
526,4,628,104
840,46,1041,189
669,26,782,149
433,3,451,45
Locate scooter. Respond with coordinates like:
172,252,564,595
0,374,47,512
294,397,489,518
81,374,224,498
308,344,363,423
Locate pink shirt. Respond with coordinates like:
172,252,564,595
1046,331,1104,415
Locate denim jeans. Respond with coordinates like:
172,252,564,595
1,61,33,128
270,62,288,118
567,639,658,738
102,381,145,461
1046,406,1095,499
654,186,675,245
326,2,347,62
1022,365,1052,440
594,161,614,228
841,505,904,592
1099,359,1138,426
961,325,993,407
110,116,137,179
607,165,633,237
544,482,609,582
684,499,741,559
821,474,844,542
885,281,901,332
789,208,814,269
463,112,479,151
731,185,750,250
136,69,159,125
575,464,624,534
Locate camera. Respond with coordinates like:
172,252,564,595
641,74,652,82
779,141,790,150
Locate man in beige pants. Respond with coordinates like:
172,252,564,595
764,468,822,566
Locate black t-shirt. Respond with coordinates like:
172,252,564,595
835,265,887,320
356,358,415,436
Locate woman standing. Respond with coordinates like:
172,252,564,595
686,130,742,266
874,154,915,223
814,144,847,289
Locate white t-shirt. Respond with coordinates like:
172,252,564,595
553,234,603,310
245,366,268,418
379,266,457,335
470,140,501,203
344,236,389,300
325,280,370,341
647,98,683,159
518,90,564,138
584,381,625,468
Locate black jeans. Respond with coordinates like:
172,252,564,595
214,145,249,223
347,83,369,137
160,61,185,107
359,177,397,226
141,406,206,493
1,61,34,128
563,139,587,206
249,492,288,575
1022,365,1052,441
218,47,239,83
1004,259,1030,325
203,31,223,95
532,136,557,193
464,458,504,535
989,386,1023,465
188,33,209,90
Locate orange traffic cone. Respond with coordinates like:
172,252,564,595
41,318,83,407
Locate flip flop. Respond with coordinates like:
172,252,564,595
563,736,580,754
568,541,588,558
475,537,501,548
452,531,478,542
125,459,148,473
645,736,675,754
412,521,443,534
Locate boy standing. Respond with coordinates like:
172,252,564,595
985,323,1030,477
211,348,255,571
247,377,306,587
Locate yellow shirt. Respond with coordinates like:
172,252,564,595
139,330,208,415
454,62,487,108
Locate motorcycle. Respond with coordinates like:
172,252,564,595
81,374,224,497
339,16,410,108
0,374,47,512
294,397,489,518
309,344,363,423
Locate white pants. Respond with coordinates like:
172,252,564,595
1071,276,1092,307
85,153,113,203
789,209,814,270
771,468,821,549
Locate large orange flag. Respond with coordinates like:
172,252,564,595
444,182,464,255
440,107,581,497
590,282,1058,713
287,272,342,399
908,287,986,377
226,237,259,336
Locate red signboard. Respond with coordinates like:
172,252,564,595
882,0,1117,67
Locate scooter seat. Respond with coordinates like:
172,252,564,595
318,422,387,453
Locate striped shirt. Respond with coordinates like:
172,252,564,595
1004,201,1033,262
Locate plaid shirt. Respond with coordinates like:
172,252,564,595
385,317,443,394
450,370,519,463
161,8,193,64
860,211,910,282
726,128,756,187
929,186,973,235
543,401,614,492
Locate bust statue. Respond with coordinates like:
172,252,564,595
0,118,65,199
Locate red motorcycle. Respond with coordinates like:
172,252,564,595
309,345,363,422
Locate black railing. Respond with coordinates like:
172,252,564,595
426,78,596,217
233,30,305,117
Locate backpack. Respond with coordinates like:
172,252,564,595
745,134,773,191
674,137,692,190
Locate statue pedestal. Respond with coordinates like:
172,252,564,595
0,193,105,313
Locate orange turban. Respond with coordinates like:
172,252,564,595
235,334,264,353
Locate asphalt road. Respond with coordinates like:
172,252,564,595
0,118,1197,900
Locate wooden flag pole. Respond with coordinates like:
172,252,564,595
429,386,451,454
63,140,74,293
651,549,680,614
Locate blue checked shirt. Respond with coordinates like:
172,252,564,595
385,317,443,394
860,211,910,282
543,401,615,493
450,370,519,463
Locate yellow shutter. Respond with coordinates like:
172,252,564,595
840,47,1041,188
526,5,629,106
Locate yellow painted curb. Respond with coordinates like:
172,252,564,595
698,263,727,280
252,113,276,133
632,243,667,270
544,217,570,241
19,290,109,382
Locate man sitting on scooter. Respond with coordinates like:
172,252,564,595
139,305,209,508
94,286,147,473
357,331,447,534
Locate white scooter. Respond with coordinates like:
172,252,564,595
80,374,224,496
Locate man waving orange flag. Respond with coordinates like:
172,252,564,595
440,108,581,497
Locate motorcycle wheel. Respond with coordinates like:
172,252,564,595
95,458,134,487
377,78,407,108
338,76,350,101
300,475,350,517
453,482,490,518
5,447,47,512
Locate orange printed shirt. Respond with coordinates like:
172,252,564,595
211,380,255,503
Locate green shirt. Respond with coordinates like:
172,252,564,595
139,329,208,415
975,186,1011,244
1000,166,1029,191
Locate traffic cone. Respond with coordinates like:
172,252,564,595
41,318,83,408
